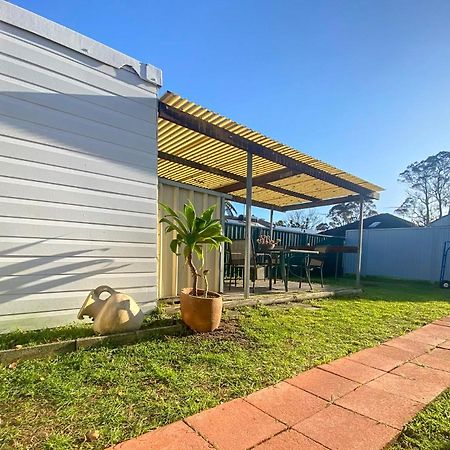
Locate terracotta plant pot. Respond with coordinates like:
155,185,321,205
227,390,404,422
179,288,222,333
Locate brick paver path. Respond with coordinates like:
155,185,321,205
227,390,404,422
110,316,450,450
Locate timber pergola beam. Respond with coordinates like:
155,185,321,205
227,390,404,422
216,168,320,202
159,101,379,199
158,151,319,204
281,193,378,211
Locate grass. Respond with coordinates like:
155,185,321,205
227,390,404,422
392,388,450,450
0,278,449,449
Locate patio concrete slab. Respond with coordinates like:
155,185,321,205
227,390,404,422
286,368,359,402
245,381,327,426
318,358,385,384
112,315,450,450
335,384,423,429
253,429,327,449
185,398,286,450
293,405,399,450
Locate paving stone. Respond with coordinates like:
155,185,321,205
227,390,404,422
413,353,450,372
335,384,423,429
404,330,446,346
428,347,450,360
383,336,433,357
318,358,385,384
438,340,450,350
253,429,327,449
347,347,404,371
294,405,399,450
286,368,359,402
391,362,450,388
419,324,450,339
367,373,444,404
245,381,327,426
110,421,211,449
185,398,286,450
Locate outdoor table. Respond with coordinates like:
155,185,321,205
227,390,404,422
256,248,319,292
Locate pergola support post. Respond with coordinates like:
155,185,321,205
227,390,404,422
269,209,274,239
219,196,225,293
244,153,253,299
356,198,364,286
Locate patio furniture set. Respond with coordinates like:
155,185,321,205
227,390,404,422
226,240,323,292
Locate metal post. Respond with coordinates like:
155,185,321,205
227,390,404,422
356,198,364,286
244,152,253,299
219,196,225,293
269,209,274,239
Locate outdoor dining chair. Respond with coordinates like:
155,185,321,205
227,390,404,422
225,239,258,291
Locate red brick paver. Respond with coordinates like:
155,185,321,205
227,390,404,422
111,315,450,450
286,367,359,401
185,399,285,450
253,429,327,449
110,421,212,450
294,404,399,450
245,381,327,426
318,357,385,384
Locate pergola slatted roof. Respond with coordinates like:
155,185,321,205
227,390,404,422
158,92,383,211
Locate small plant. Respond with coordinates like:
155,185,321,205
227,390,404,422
257,234,280,247
159,201,231,298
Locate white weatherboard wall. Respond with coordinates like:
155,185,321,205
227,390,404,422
0,2,162,332
344,227,450,282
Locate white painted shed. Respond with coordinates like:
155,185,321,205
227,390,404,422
0,1,162,331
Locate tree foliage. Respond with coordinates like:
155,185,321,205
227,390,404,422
286,209,322,231
395,151,450,226
326,201,378,228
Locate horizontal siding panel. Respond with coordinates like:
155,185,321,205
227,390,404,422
0,217,157,243
0,156,156,199
1,114,157,171
0,94,156,152
1,31,156,105
0,136,157,187
0,52,156,121
0,237,156,258
0,286,157,316
0,273,156,297
0,197,157,229
0,257,156,276
0,74,154,137
1,177,156,214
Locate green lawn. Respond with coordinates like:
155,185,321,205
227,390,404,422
0,279,449,449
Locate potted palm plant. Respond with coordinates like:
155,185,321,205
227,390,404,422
159,200,231,332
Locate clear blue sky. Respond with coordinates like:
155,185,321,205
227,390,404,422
12,0,450,222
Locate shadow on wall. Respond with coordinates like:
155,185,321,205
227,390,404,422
0,89,159,316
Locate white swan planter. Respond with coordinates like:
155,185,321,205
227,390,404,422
78,285,144,335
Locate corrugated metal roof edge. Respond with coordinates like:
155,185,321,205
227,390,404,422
0,0,162,86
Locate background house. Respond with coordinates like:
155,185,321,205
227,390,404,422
322,213,416,237
430,214,450,228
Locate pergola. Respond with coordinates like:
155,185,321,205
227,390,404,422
158,92,383,297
